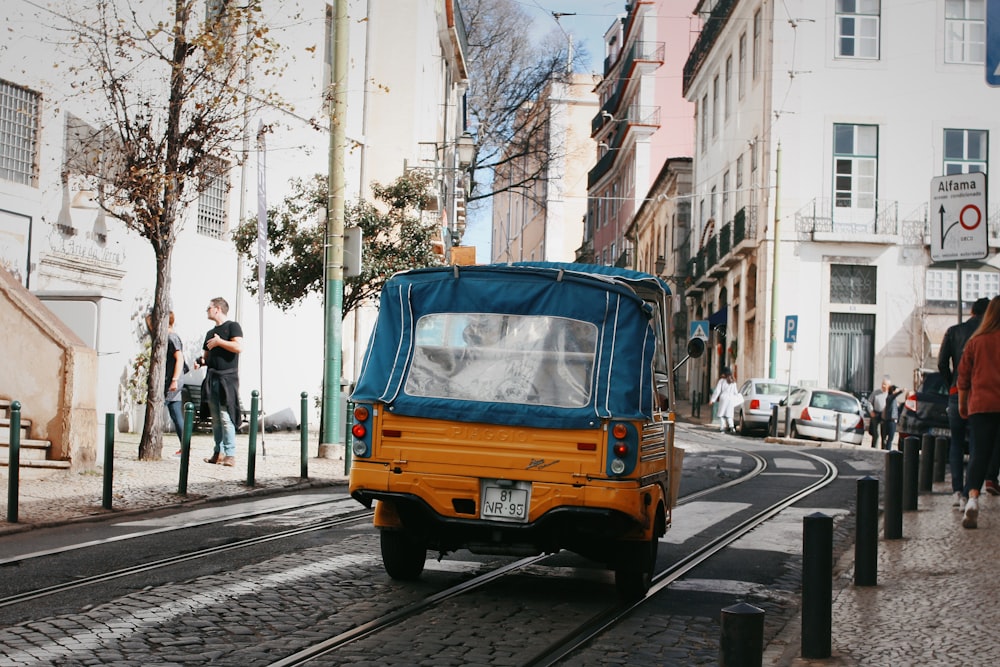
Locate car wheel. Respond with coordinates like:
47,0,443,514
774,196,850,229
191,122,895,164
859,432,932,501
738,410,749,436
380,528,426,580
614,531,658,602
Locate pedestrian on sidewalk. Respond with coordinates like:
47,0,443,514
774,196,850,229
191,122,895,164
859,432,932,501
146,310,188,455
709,366,741,433
868,375,890,448
194,297,243,467
882,384,904,450
957,296,1000,529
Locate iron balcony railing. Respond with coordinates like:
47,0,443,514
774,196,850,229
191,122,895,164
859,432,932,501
587,105,662,188
682,0,738,95
593,40,666,135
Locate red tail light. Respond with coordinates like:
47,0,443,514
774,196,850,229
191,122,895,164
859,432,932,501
904,392,917,412
854,416,865,429
351,423,367,438
750,399,761,409
800,407,812,421
612,423,628,439
354,405,370,421
612,442,628,457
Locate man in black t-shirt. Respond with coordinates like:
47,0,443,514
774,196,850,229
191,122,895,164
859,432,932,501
194,297,243,466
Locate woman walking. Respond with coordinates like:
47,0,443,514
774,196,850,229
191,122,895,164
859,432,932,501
709,366,741,433
957,296,1000,529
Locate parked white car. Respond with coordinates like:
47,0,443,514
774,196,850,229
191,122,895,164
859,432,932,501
770,387,866,445
735,378,793,435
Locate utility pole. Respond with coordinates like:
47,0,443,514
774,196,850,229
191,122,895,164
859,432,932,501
320,0,348,457
768,142,781,379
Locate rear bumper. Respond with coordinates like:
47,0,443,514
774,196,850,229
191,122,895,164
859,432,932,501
794,419,864,444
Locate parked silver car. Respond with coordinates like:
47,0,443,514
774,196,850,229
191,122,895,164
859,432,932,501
735,378,793,435
770,387,866,445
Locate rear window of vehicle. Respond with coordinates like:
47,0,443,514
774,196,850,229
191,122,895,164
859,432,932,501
755,382,790,395
919,372,949,395
810,391,860,413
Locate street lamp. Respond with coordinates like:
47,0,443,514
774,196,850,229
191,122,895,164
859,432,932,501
456,131,475,169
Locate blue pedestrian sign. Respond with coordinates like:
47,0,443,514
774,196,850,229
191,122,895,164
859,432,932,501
690,320,709,341
784,315,798,344
988,0,1000,86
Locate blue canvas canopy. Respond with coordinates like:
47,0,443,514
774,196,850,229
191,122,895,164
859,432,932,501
351,262,670,429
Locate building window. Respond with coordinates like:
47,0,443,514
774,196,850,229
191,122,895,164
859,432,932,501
724,54,733,120
0,79,40,187
752,9,761,81
712,74,719,138
927,268,1000,301
944,129,988,174
700,94,708,152
835,0,880,59
738,33,747,99
945,0,985,64
833,124,878,209
735,155,744,209
197,159,230,239
830,264,877,304
722,170,730,223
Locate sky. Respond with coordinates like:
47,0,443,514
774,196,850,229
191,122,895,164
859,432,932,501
463,1,629,261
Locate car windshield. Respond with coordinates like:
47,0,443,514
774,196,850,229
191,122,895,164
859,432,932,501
919,372,949,395
810,391,859,413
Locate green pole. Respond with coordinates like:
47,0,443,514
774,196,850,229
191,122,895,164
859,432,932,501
300,392,309,479
320,0,348,458
768,142,782,379
6,401,20,523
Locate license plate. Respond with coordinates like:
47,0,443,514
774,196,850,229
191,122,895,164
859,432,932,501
929,427,950,437
480,480,530,523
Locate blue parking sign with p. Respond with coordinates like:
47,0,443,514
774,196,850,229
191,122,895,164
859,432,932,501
784,315,798,344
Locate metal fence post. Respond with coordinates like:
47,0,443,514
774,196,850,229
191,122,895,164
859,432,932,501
300,392,309,479
6,401,21,523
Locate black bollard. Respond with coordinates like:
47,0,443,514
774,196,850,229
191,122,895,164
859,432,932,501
933,436,948,483
771,404,779,437
300,392,309,479
719,602,765,667
178,402,193,495
855,476,879,586
102,413,115,510
247,390,259,487
902,436,920,511
6,401,21,523
918,434,934,493
801,512,833,659
884,450,903,539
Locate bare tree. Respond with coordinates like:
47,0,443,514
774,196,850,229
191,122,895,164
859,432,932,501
462,0,582,204
55,0,287,459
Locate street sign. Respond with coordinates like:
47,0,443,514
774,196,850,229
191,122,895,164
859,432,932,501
784,315,798,344
988,0,1000,86
929,172,988,262
690,320,709,341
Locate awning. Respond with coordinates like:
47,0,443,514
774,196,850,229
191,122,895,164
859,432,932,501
709,309,727,327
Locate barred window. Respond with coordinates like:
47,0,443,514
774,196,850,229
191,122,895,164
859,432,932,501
197,160,230,239
927,268,1000,301
0,79,40,186
830,264,876,304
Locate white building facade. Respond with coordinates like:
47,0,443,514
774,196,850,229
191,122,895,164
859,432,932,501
682,0,1000,397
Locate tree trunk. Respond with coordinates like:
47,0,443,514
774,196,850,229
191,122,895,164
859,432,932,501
137,243,174,460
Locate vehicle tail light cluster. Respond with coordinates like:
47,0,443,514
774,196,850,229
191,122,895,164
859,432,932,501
749,399,761,409
904,391,917,412
852,415,865,429
800,407,813,422
351,404,372,458
607,422,638,476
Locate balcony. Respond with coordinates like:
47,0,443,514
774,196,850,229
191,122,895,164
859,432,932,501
794,198,904,242
593,40,665,135
686,207,758,291
682,0,737,95
587,105,661,188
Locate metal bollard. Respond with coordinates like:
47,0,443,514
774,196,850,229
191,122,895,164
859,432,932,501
300,392,309,479
918,434,934,493
835,413,842,442
801,512,833,659
903,436,920,511
855,476,879,586
933,436,948,483
884,450,903,539
6,401,21,523
771,404,779,437
719,602,765,667
102,413,115,510
247,390,259,487
178,403,193,495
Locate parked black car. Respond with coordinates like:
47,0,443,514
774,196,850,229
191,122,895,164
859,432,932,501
897,370,950,442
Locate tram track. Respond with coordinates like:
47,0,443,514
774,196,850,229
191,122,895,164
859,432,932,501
262,449,789,667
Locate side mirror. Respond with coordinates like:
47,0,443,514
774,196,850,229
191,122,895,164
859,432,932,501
686,337,706,358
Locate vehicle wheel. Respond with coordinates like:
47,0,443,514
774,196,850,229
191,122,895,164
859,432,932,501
614,533,658,601
738,410,749,436
380,529,426,580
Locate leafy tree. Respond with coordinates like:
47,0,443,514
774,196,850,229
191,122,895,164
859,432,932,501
232,171,442,313
461,0,582,203
56,0,287,459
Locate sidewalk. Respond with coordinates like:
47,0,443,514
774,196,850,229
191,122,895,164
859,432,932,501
0,429,348,536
